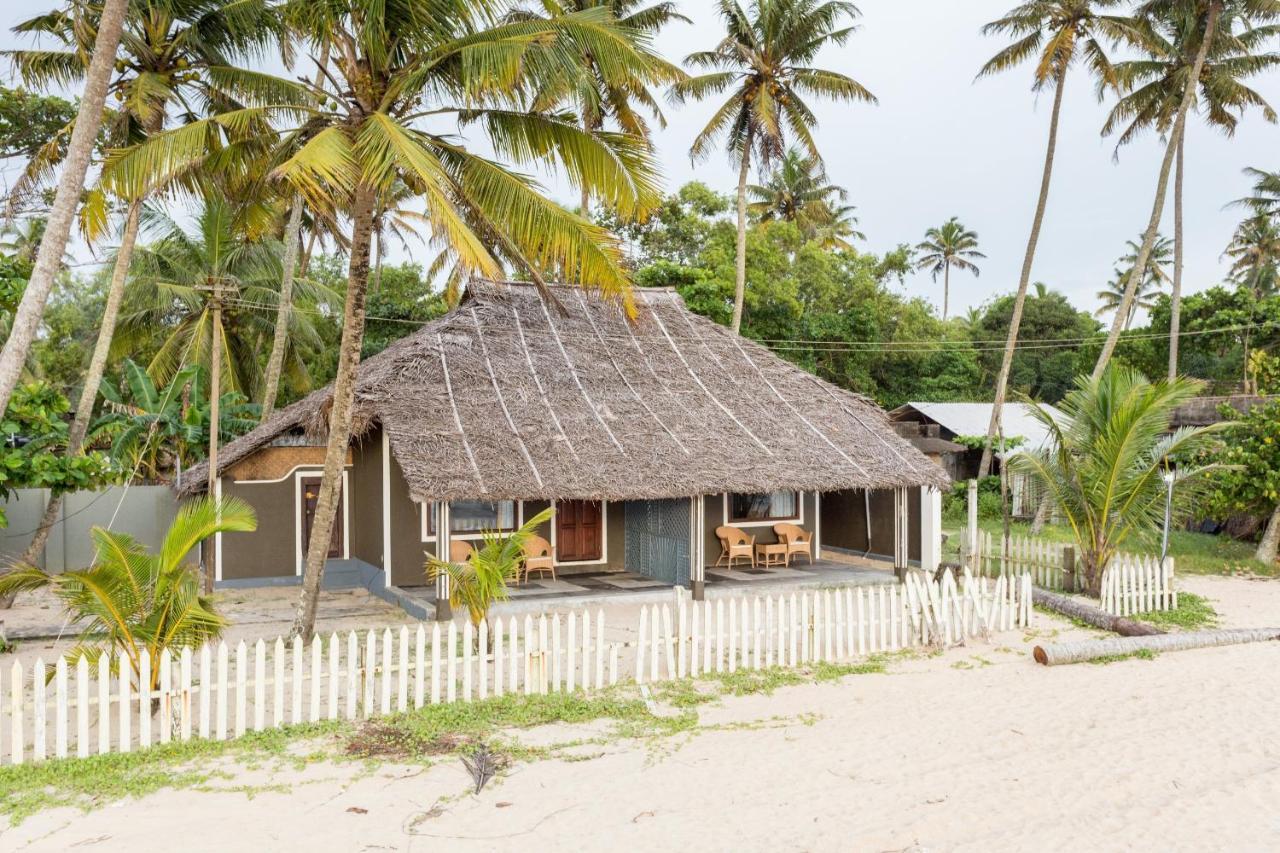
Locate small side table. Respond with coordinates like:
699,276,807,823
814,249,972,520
754,542,789,568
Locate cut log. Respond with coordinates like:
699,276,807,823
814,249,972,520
1034,628,1280,666
1032,588,1164,637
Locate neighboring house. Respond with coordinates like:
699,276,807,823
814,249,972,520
181,281,948,618
890,401,1066,517
1170,395,1277,428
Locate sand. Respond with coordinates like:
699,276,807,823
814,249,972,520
2,575,1278,852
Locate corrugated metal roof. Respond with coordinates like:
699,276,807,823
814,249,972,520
894,402,1066,452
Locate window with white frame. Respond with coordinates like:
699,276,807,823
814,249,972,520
727,491,800,524
450,500,519,536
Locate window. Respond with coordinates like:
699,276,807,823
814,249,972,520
728,491,799,523
450,500,518,535
421,501,437,541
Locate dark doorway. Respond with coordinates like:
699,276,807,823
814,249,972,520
557,499,603,562
301,476,343,559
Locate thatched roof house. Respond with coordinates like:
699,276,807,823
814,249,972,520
197,281,947,613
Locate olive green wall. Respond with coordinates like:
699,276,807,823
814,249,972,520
219,476,296,580
701,491,819,566
819,488,922,562
349,434,383,569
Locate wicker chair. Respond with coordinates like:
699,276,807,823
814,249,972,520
714,525,756,568
449,540,475,563
521,534,556,583
773,523,813,566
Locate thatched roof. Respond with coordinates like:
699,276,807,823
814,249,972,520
181,281,948,500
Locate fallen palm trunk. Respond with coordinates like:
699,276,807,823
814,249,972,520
1032,587,1163,637
1034,627,1280,666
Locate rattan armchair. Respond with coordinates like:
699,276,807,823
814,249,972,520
715,525,756,568
521,534,556,583
773,523,813,566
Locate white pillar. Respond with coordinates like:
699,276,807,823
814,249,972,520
920,486,942,573
435,501,452,621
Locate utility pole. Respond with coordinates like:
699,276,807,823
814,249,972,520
200,276,227,594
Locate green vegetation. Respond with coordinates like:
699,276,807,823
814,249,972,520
1087,647,1159,665
0,497,254,687
1133,592,1220,631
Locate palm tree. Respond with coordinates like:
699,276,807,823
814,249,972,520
0,0,127,421
671,0,876,333
427,508,556,629
516,0,688,214
748,148,865,248
0,496,253,690
7,0,277,569
1225,213,1280,296
108,0,664,638
1009,366,1225,594
1091,0,1280,380
915,218,985,321
1237,165,1280,214
1094,234,1173,329
975,0,1130,478
1103,3,1280,379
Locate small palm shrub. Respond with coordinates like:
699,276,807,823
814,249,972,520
427,508,555,628
0,496,255,688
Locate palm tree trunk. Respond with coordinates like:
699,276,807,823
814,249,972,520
291,183,377,641
12,198,145,577
1168,133,1185,380
1257,502,1280,565
730,134,753,335
1092,1,1220,381
978,69,1067,478
260,197,303,420
204,282,223,595
942,263,950,321
0,0,129,419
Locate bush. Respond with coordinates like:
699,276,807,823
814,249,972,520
942,476,1004,522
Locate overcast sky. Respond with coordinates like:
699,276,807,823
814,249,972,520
3,0,1278,320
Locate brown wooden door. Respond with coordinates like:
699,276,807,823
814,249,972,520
301,476,343,559
557,500,602,562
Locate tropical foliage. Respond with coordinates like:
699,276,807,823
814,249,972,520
0,496,254,688
1009,366,1227,591
915,217,985,321
427,508,556,628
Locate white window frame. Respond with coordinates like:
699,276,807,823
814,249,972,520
420,500,438,543
722,491,804,528
550,499,609,566
430,499,524,541
295,469,351,575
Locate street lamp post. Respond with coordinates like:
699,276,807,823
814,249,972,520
1160,469,1177,566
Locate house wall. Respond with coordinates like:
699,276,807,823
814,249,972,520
527,499,626,575
818,488,922,563
219,476,300,580
349,434,383,569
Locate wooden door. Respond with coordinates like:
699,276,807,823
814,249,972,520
301,476,343,559
557,500,603,562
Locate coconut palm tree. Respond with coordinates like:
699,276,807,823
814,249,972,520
1009,366,1225,594
427,508,555,629
1103,3,1280,379
0,0,127,422
515,0,687,214
1094,234,1174,329
107,0,664,638
0,496,253,689
671,0,876,334
1226,213,1280,295
1235,165,1280,217
915,218,985,321
748,147,865,248
1092,0,1280,380
975,0,1131,478
6,0,279,570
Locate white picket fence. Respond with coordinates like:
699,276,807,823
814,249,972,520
1099,555,1176,616
0,570,1032,766
964,531,1076,591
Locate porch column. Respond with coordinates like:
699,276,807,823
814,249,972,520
435,500,452,621
892,487,908,580
920,486,941,573
690,495,705,601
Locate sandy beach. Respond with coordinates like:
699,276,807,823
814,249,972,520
1,573,1277,852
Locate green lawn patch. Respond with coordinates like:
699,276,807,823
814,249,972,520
1132,592,1219,631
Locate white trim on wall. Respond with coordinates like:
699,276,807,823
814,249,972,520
294,469,351,575
214,476,223,582
814,490,822,556
721,491,805,529
549,499,609,566
382,431,392,588
232,460,350,486
419,501,437,543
